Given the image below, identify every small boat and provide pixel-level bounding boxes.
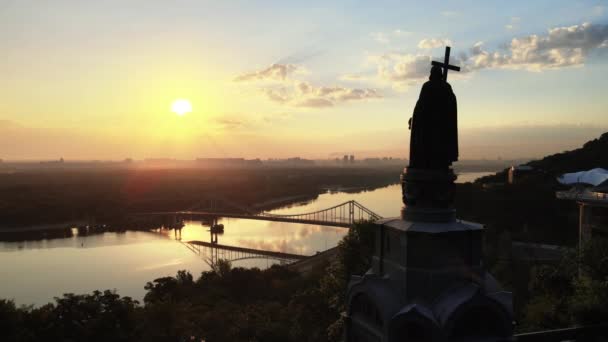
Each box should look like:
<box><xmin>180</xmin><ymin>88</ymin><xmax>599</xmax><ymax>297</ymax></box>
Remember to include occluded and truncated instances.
<box><xmin>210</xmin><ymin>223</ymin><xmax>224</xmax><ymax>234</ymax></box>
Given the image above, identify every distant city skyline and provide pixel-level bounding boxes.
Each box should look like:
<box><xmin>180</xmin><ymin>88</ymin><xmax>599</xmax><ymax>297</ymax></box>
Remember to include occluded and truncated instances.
<box><xmin>1</xmin><ymin>0</ymin><xmax>607</xmax><ymax>160</ymax></box>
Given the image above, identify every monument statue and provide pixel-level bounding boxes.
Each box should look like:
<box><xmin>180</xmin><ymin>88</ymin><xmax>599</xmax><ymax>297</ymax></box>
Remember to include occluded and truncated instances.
<box><xmin>409</xmin><ymin>46</ymin><xmax>459</xmax><ymax>169</ymax></box>
<box><xmin>401</xmin><ymin>46</ymin><xmax>462</xmax><ymax>221</ymax></box>
<box><xmin>345</xmin><ymin>46</ymin><xmax>514</xmax><ymax>342</ymax></box>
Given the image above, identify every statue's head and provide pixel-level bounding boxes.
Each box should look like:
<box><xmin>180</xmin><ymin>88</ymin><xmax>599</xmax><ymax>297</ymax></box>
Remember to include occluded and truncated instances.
<box><xmin>430</xmin><ymin>65</ymin><xmax>443</xmax><ymax>81</ymax></box>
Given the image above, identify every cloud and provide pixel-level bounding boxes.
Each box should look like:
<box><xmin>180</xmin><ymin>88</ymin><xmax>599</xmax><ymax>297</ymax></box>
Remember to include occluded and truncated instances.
<box><xmin>505</xmin><ymin>17</ymin><xmax>521</xmax><ymax>31</ymax></box>
<box><xmin>592</xmin><ymin>6</ymin><xmax>605</xmax><ymax>17</ymax></box>
<box><xmin>234</xmin><ymin>63</ymin><xmax>303</xmax><ymax>82</ymax></box>
<box><xmin>263</xmin><ymin>88</ymin><xmax>290</xmax><ymax>104</ymax></box>
<box><xmin>469</xmin><ymin>22</ymin><xmax>608</xmax><ymax>71</ymax></box>
<box><xmin>417</xmin><ymin>38</ymin><xmax>453</xmax><ymax>49</ymax></box>
<box><xmin>264</xmin><ymin>82</ymin><xmax>382</xmax><ymax>108</ymax></box>
<box><xmin>295</xmin><ymin>97</ymin><xmax>334</xmax><ymax>108</ymax></box>
<box><xmin>340</xmin><ymin>73</ymin><xmax>368</xmax><ymax>81</ymax></box>
<box><xmin>214</xmin><ymin>117</ymin><xmax>249</xmax><ymax>129</ymax></box>
<box><xmin>370</xmin><ymin>32</ymin><xmax>390</xmax><ymax>44</ymax></box>
<box><xmin>235</xmin><ymin>64</ymin><xmax>382</xmax><ymax>108</ymax></box>
<box><xmin>372</xmin><ymin>53</ymin><xmax>466</xmax><ymax>90</ymax></box>
<box><xmin>441</xmin><ymin>11</ymin><xmax>460</xmax><ymax>17</ymax></box>
<box><xmin>393</xmin><ymin>29</ymin><xmax>412</xmax><ymax>36</ymax></box>
<box><xmin>276</xmin><ymin>49</ymin><xmax>325</xmax><ymax>64</ymax></box>
<box><xmin>370</xmin><ymin>22</ymin><xmax>608</xmax><ymax>89</ymax></box>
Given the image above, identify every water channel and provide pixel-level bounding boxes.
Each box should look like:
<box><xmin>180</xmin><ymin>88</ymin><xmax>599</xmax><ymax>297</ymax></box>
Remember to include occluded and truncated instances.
<box><xmin>0</xmin><ymin>172</ymin><xmax>491</xmax><ymax>306</ymax></box>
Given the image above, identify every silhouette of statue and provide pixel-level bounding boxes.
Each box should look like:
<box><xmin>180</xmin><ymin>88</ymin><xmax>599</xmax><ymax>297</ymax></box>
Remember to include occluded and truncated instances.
<box><xmin>402</xmin><ymin>47</ymin><xmax>461</xmax><ymax>221</ymax></box>
<box><xmin>408</xmin><ymin>47</ymin><xmax>459</xmax><ymax>169</ymax></box>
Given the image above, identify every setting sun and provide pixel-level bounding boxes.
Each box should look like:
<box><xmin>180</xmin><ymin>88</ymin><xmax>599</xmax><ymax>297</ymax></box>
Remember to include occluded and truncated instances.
<box><xmin>171</xmin><ymin>99</ymin><xmax>192</xmax><ymax>116</ymax></box>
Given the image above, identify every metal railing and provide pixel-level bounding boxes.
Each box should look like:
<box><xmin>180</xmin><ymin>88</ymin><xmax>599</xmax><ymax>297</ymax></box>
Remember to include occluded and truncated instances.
<box><xmin>556</xmin><ymin>190</ymin><xmax>608</xmax><ymax>203</ymax></box>
<box><xmin>515</xmin><ymin>324</ymin><xmax>608</xmax><ymax>341</ymax></box>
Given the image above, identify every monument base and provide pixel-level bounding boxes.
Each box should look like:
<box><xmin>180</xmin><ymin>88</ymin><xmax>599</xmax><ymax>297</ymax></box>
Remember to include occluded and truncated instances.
<box><xmin>345</xmin><ymin>217</ymin><xmax>514</xmax><ymax>341</ymax></box>
<box><xmin>401</xmin><ymin>167</ymin><xmax>456</xmax><ymax>222</ymax></box>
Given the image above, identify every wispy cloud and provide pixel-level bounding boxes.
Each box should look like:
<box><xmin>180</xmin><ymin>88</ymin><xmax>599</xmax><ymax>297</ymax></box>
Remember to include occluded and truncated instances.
<box><xmin>393</xmin><ymin>29</ymin><xmax>413</xmax><ymax>36</ymax></box>
<box><xmin>369</xmin><ymin>29</ymin><xmax>414</xmax><ymax>45</ymax></box>
<box><xmin>235</xmin><ymin>65</ymin><xmax>382</xmax><ymax>108</ymax></box>
<box><xmin>592</xmin><ymin>5</ymin><xmax>605</xmax><ymax>17</ymax></box>
<box><xmin>370</xmin><ymin>32</ymin><xmax>390</xmax><ymax>44</ymax></box>
<box><xmin>214</xmin><ymin>117</ymin><xmax>250</xmax><ymax>129</ymax></box>
<box><xmin>468</xmin><ymin>22</ymin><xmax>608</xmax><ymax>71</ymax></box>
<box><xmin>418</xmin><ymin>38</ymin><xmax>453</xmax><ymax>49</ymax></box>
<box><xmin>370</xmin><ymin>22</ymin><xmax>608</xmax><ymax>90</ymax></box>
<box><xmin>265</xmin><ymin>82</ymin><xmax>382</xmax><ymax>108</ymax></box>
<box><xmin>505</xmin><ymin>16</ymin><xmax>521</xmax><ymax>31</ymax></box>
<box><xmin>441</xmin><ymin>11</ymin><xmax>460</xmax><ymax>17</ymax></box>
<box><xmin>234</xmin><ymin>63</ymin><xmax>305</xmax><ymax>82</ymax></box>
<box><xmin>340</xmin><ymin>73</ymin><xmax>369</xmax><ymax>81</ymax></box>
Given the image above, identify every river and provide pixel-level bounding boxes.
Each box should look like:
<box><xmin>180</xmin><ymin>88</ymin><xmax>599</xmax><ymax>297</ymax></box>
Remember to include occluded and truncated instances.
<box><xmin>0</xmin><ymin>171</ymin><xmax>491</xmax><ymax>306</ymax></box>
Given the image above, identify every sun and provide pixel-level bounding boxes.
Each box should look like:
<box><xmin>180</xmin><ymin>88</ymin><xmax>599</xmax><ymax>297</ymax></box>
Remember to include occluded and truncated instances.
<box><xmin>171</xmin><ymin>99</ymin><xmax>192</xmax><ymax>116</ymax></box>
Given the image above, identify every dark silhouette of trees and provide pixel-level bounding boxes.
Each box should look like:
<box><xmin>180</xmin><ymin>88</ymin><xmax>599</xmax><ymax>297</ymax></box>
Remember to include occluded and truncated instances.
<box><xmin>523</xmin><ymin>238</ymin><xmax>608</xmax><ymax>331</ymax></box>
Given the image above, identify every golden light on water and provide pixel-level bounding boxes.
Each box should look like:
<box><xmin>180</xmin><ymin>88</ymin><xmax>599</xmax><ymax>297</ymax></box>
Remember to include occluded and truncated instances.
<box><xmin>171</xmin><ymin>99</ymin><xmax>192</xmax><ymax>116</ymax></box>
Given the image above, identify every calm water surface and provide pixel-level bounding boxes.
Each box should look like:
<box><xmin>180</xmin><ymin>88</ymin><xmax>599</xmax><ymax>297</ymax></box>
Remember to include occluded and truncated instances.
<box><xmin>0</xmin><ymin>172</ymin><xmax>490</xmax><ymax>306</ymax></box>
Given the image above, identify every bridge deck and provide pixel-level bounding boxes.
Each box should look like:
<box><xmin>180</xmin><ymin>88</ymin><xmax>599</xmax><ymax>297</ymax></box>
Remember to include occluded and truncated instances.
<box><xmin>149</xmin><ymin>211</ymin><xmax>352</xmax><ymax>227</ymax></box>
<box><xmin>187</xmin><ymin>240</ymin><xmax>307</xmax><ymax>260</ymax></box>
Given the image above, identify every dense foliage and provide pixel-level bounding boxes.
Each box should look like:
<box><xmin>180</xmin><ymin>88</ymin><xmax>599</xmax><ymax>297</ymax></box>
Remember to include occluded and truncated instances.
<box><xmin>455</xmin><ymin>180</ymin><xmax>577</xmax><ymax>245</ymax></box>
<box><xmin>456</xmin><ymin>132</ymin><xmax>608</xmax><ymax>247</ymax></box>
<box><xmin>522</xmin><ymin>238</ymin><xmax>608</xmax><ymax>331</ymax></box>
<box><xmin>478</xmin><ymin>132</ymin><xmax>608</xmax><ymax>186</ymax></box>
<box><xmin>0</xmin><ymin>223</ymin><xmax>375</xmax><ymax>342</ymax></box>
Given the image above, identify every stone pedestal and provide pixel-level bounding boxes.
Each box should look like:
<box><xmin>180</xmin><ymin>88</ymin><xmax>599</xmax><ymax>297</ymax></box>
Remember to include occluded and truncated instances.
<box><xmin>345</xmin><ymin>167</ymin><xmax>514</xmax><ymax>342</ymax></box>
<box><xmin>401</xmin><ymin>167</ymin><xmax>456</xmax><ymax>222</ymax></box>
<box><xmin>370</xmin><ymin>218</ymin><xmax>484</xmax><ymax>303</ymax></box>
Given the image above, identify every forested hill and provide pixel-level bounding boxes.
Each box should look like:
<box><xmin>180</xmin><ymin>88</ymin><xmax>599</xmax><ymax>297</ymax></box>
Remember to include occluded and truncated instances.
<box><xmin>477</xmin><ymin>132</ymin><xmax>608</xmax><ymax>184</ymax></box>
<box><xmin>526</xmin><ymin>132</ymin><xmax>608</xmax><ymax>174</ymax></box>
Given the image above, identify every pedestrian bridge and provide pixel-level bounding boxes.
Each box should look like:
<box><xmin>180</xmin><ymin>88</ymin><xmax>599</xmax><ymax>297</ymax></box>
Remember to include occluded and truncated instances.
<box><xmin>142</xmin><ymin>198</ymin><xmax>383</xmax><ymax>228</ymax></box>
<box><xmin>182</xmin><ymin>240</ymin><xmax>306</xmax><ymax>265</ymax></box>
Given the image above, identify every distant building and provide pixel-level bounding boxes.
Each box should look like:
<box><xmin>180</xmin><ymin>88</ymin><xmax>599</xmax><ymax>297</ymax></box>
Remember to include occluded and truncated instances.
<box><xmin>144</xmin><ymin>158</ymin><xmax>175</xmax><ymax>162</ymax></box>
<box><xmin>508</xmin><ymin>165</ymin><xmax>534</xmax><ymax>184</ymax></box>
<box><xmin>343</xmin><ymin>155</ymin><xmax>349</xmax><ymax>163</ymax></box>
<box><xmin>285</xmin><ymin>157</ymin><xmax>315</xmax><ymax>166</ymax></box>
<box><xmin>196</xmin><ymin>158</ymin><xmax>262</xmax><ymax>168</ymax></box>
<box><xmin>40</xmin><ymin>157</ymin><xmax>65</xmax><ymax>165</ymax></box>
<box><xmin>349</xmin><ymin>155</ymin><xmax>355</xmax><ymax>163</ymax></box>
<box><xmin>364</xmin><ymin>158</ymin><xmax>382</xmax><ymax>164</ymax></box>
<box><xmin>557</xmin><ymin>170</ymin><xmax>608</xmax><ymax>246</ymax></box>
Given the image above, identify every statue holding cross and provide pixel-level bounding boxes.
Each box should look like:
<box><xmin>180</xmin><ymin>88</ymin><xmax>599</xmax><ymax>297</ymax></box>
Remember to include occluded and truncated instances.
<box><xmin>408</xmin><ymin>46</ymin><xmax>460</xmax><ymax>169</ymax></box>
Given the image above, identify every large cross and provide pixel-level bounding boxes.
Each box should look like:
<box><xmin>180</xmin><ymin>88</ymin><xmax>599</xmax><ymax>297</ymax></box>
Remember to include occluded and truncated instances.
<box><xmin>431</xmin><ymin>46</ymin><xmax>460</xmax><ymax>81</ymax></box>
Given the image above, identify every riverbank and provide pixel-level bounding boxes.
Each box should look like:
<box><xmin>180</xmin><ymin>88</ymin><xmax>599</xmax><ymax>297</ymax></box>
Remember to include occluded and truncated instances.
<box><xmin>0</xmin><ymin>166</ymin><xmax>404</xmax><ymax>229</ymax></box>
<box><xmin>0</xmin><ymin>220</ymin><xmax>88</xmax><ymax>233</ymax></box>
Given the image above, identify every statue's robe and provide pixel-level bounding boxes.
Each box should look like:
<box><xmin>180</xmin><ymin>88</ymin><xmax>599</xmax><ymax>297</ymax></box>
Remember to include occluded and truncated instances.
<box><xmin>409</xmin><ymin>79</ymin><xmax>458</xmax><ymax>169</ymax></box>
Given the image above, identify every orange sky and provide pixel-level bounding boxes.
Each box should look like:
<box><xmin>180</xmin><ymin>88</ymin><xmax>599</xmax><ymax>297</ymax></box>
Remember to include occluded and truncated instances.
<box><xmin>1</xmin><ymin>1</ymin><xmax>607</xmax><ymax>160</ymax></box>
